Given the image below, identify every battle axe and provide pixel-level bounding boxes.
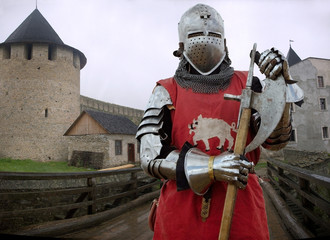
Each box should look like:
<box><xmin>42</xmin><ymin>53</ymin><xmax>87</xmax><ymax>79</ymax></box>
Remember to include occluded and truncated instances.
<box><xmin>218</xmin><ymin>43</ymin><xmax>286</xmax><ymax>240</ymax></box>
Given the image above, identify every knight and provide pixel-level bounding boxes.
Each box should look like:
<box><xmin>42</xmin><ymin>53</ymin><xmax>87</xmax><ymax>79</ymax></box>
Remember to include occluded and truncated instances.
<box><xmin>136</xmin><ymin>4</ymin><xmax>302</xmax><ymax>239</ymax></box>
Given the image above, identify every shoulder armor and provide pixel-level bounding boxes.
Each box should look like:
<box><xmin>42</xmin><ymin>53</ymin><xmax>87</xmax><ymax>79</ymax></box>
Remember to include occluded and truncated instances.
<box><xmin>136</xmin><ymin>85</ymin><xmax>173</xmax><ymax>140</ymax></box>
<box><xmin>146</xmin><ymin>85</ymin><xmax>172</xmax><ymax>109</ymax></box>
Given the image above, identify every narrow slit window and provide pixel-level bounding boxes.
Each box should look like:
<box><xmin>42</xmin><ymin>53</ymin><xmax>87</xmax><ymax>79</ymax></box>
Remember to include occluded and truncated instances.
<box><xmin>48</xmin><ymin>45</ymin><xmax>52</xmax><ymax>60</ymax></box>
<box><xmin>322</xmin><ymin>127</ymin><xmax>329</xmax><ymax>139</ymax></box>
<box><xmin>26</xmin><ymin>44</ymin><xmax>32</xmax><ymax>60</ymax></box>
<box><xmin>45</xmin><ymin>108</ymin><xmax>48</xmax><ymax>118</ymax></box>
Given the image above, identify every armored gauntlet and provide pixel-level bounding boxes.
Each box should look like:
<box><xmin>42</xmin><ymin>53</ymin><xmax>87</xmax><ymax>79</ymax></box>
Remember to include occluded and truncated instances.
<box><xmin>184</xmin><ymin>148</ymin><xmax>254</xmax><ymax>195</ymax></box>
<box><xmin>258</xmin><ymin>47</ymin><xmax>292</xmax><ymax>82</ymax></box>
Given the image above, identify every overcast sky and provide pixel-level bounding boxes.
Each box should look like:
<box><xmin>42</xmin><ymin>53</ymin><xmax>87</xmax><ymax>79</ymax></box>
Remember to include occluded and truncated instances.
<box><xmin>1</xmin><ymin>0</ymin><xmax>329</xmax><ymax>110</ymax></box>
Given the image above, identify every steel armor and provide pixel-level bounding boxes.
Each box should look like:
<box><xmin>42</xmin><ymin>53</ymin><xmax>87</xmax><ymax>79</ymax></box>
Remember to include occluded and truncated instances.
<box><xmin>178</xmin><ymin>4</ymin><xmax>226</xmax><ymax>75</ymax></box>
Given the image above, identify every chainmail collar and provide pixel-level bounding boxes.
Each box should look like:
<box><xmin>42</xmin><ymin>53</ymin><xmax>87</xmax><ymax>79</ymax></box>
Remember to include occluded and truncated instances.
<box><xmin>174</xmin><ymin>57</ymin><xmax>234</xmax><ymax>94</ymax></box>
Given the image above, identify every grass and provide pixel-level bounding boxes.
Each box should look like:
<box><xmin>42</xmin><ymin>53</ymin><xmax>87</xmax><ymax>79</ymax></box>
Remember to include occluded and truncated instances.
<box><xmin>255</xmin><ymin>161</ymin><xmax>267</xmax><ymax>170</ymax></box>
<box><xmin>0</xmin><ymin>158</ymin><xmax>95</xmax><ymax>172</ymax></box>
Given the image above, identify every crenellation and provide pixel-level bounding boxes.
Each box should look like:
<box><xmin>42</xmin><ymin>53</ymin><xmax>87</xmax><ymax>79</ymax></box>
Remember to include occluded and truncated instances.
<box><xmin>56</xmin><ymin>45</ymin><xmax>73</xmax><ymax>63</ymax></box>
<box><xmin>79</xmin><ymin>95</ymin><xmax>143</xmax><ymax>126</ymax></box>
<box><xmin>10</xmin><ymin>43</ymin><xmax>25</xmax><ymax>59</ymax></box>
<box><xmin>31</xmin><ymin>44</ymin><xmax>46</xmax><ymax>60</ymax></box>
<box><xmin>0</xmin><ymin>45</ymin><xmax>11</xmax><ymax>59</ymax></box>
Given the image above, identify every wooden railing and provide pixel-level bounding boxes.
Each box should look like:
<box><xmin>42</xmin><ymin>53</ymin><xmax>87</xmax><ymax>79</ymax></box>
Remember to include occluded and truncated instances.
<box><xmin>0</xmin><ymin>167</ymin><xmax>160</xmax><ymax>233</ymax></box>
<box><xmin>266</xmin><ymin>158</ymin><xmax>330</xmax><ymax>238</ymax></box>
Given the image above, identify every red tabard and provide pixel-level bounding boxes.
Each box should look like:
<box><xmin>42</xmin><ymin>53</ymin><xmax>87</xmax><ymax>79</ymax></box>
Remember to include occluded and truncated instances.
<box><xmin>153</xmin><ymin>71</ymin><xmax>269</xmax><ymax>240</ymax></box>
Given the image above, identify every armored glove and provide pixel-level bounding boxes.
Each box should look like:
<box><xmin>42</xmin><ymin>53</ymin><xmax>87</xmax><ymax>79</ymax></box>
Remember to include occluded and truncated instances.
<box><xmin>184</xmin><ymin>148</ymin><xmax>254</xmax><ymax>195</ymax></box>
<box><xmin>258</xmin><ymin>47</ymin><xmax>292</xmax><ymax>82</ymax></box>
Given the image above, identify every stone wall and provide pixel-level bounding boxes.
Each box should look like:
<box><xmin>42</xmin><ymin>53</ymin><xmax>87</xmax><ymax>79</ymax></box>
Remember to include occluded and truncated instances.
<box><xmin>80</xmin><ymin>95</ymin><xmax>143</xmax><ymax>125</ymax></box>
<box><xmin>67</xmin><ymin>134</ymin><xmax>139</xmax><ymax>169</ymax></box>
<box><xmin>70</xmin><ymin>151</ymin><xmax>105</xmax><ymax>169</ymax></box>
<box><xmin>283</xmin><ymin>148</ymin><xmax>329</xmax><ymax>173</ymax></box>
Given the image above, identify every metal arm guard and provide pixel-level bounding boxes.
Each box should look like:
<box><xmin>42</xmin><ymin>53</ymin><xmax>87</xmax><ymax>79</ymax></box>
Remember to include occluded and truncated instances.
<box><xmin>184</xmin><ymin>148</ymin><xmax>213</xmax><ymax>195</ymax></box>
<box><xmin>136</xmin><ymin>85</ymin><xmax>178</xmax><ymax>180</ymax></box>
<box><xmin>252</xmin><ymin>103</ymin><xmax>292</xmax><ymax>151</ymax></box>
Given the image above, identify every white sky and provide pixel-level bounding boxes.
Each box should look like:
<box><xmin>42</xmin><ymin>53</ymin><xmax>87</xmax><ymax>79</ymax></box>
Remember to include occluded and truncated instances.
<box><xmin>1</xmin><ymin>0</ymin><xmax>329</xmax><ymax>110</ymax></box>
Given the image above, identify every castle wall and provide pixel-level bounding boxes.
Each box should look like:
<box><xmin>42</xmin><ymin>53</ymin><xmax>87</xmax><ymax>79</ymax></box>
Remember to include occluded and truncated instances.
<box><xmin>0</xmin><ymin>43</ymin><xmax>81</xmax><ymax>161</ymax></box>
<box><xmin>80</xmin><ymin>95</ymin><xmax>144</xmax><ymax>125</ymax></box>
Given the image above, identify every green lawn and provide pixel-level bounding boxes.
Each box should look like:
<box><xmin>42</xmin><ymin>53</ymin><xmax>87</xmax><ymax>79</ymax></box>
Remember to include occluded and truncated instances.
<box><xmin>255</xmin><ymin>161</ymin><xmax>267</xmax><ymax>170</ymax></box>
<box><xmin>0</xmin><ymin>158</ymin><xmax>95</xmax><ymax>172</ymax></box>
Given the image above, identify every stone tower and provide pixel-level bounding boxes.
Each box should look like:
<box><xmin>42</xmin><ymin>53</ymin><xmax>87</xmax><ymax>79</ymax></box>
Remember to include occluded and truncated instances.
<box><xmin>0</xmin><ymin>9</ymin><xmax>87</xmax><ymax>161</ymax></box>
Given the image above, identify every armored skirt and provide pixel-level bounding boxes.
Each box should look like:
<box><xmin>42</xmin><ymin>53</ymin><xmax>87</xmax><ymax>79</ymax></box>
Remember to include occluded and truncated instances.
<box><xmin>153</xmin><ymin>71</ymin><xmax>269</xmax><ymax>240</ymax></box>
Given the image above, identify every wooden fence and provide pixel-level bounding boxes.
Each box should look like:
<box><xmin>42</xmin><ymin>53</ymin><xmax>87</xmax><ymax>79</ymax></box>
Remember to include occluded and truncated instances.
<box><xmin>266</xmin><ymin>158</ymin><xmax>330</xmax><ymax>238</ymax></box>
<box><xmin>0</xmin><ymin>167</ymin><xmax>160</xmax><ymax>233</ymax></box>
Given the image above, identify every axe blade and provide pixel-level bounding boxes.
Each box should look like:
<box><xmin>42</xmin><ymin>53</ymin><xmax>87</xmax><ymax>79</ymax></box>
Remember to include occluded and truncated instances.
<box><xmin>245</xmin><ymin>75</ymin><xmax>286</xmax><ymax>153</ymax></box>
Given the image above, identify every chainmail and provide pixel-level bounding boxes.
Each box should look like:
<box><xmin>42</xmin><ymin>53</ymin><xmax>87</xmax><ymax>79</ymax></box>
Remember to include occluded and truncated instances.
<box><xmin>174</xmin><ymin>57</ymin><xmax>234</xmax><ymax>94</ymax></box>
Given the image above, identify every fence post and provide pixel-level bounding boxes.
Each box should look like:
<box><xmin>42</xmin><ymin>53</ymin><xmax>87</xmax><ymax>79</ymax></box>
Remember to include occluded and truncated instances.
<box><xmin>131</xmin><ymin>172</ymin><xmax>138</xmax><ymax>199</ymax></box>
<box><xmin>299</xmin><ymin>178</ymin><xmax>313</xmax><ymax>226</ymax></box>
<box><xmin>267</xmin><ymin>161</ymin><xmax>272</xmax><ymax>179</ymax></box>
<box><xmin>87</xmin><ymin>177</ymin><xmax>96</xmax><ymax>214</ymax></box>
<box><xmin>278</xmin><ymin>167</ymin><xmax>286</xmax><ymax>200</ymax></box>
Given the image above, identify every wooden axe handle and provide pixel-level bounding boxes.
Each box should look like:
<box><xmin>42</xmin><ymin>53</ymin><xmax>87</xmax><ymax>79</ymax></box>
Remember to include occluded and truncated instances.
<box><xmin>218</xmin><ymin>108</ymin><xmax>251</xmax><ymax>240</ymax></box>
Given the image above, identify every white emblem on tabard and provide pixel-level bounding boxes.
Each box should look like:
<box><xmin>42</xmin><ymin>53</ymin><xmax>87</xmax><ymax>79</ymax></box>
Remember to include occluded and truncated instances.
<box><xmin>188</xmin><ymin>114</ymin><xmax>237</xmax><ymax>151</ymax></box>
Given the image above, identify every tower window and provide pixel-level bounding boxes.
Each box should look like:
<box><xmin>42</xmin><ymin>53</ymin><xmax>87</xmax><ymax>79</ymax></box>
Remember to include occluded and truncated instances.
<box><xmin>26</xmin><ymin>44</ymin><xmax>32</xmax><ymax>60</ymax></box>
<box><xmin>45</xmin><ymin>108</ymin><xmax>48</xmax><ymax>118</ymax></box>
<box><xmin>317</xmin><ymin>76</ymin><xmax>325</xmax><ymax>88</ymax></box>
<box><xmin>322</xmin><ymin>127</ymin><xmax>329</xmax><ymax>139</ymax></box>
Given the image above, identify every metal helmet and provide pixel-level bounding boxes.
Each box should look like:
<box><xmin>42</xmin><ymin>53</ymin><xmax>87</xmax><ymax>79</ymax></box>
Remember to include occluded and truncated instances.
<box><xmin>178</xmin><ymin>4</ymin><xmax>226</xmax><ymax>75</ymax></box>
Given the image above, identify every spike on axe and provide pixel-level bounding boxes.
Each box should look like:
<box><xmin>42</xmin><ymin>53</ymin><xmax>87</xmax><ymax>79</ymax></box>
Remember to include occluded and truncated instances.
<box><xmin>218</xmin><ymin>43</ymin><xmax>286</xmax><ymax>240</ymax></box>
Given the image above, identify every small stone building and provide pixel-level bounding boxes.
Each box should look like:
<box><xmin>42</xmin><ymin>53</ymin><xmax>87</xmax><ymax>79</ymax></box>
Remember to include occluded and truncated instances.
<box><xmin>64</xmin><ymin>110</ymin><xmax>139</xmax><ymax>169</ymax></box>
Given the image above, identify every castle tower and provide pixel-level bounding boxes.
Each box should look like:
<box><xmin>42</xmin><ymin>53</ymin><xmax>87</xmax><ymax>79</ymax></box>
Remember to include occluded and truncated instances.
<box><xmin>0</xmin><ymin>9</ymin><xmax>87</xmax><ymax>161</ymax></box>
